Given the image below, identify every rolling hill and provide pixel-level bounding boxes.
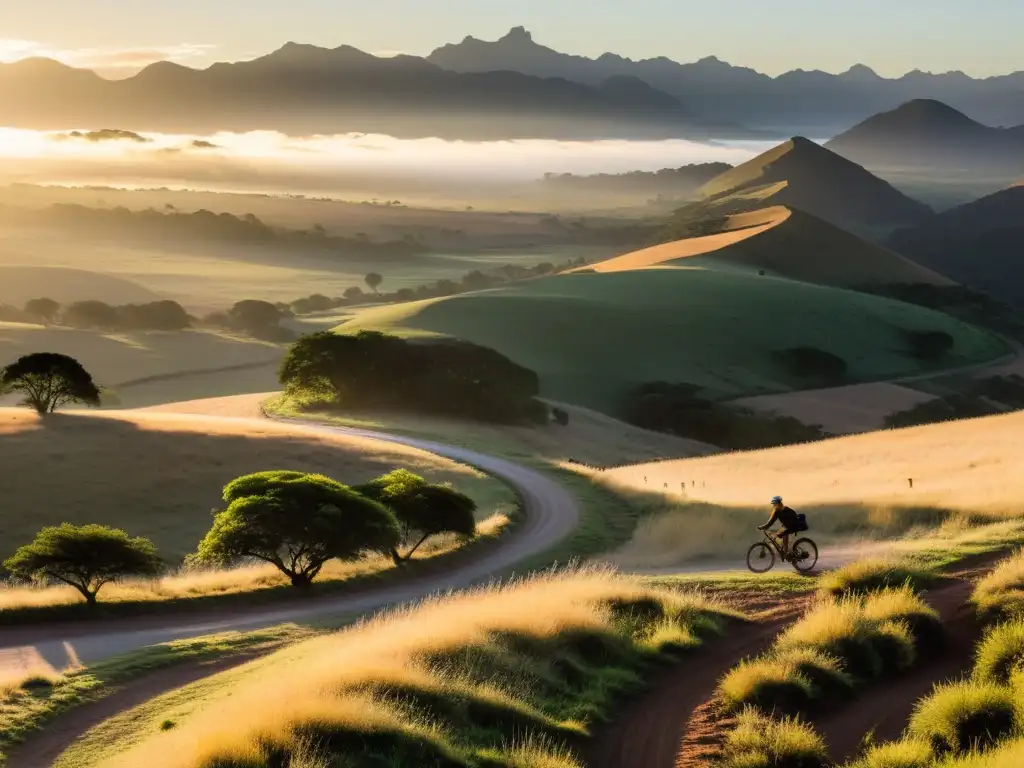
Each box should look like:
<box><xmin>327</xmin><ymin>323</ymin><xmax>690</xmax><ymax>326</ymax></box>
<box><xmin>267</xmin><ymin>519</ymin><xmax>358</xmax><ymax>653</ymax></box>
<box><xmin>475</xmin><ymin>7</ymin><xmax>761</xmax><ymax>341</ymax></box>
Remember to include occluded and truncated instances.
<box><xmin>825</xmin><ymin>99</ymin><xmax>1024</xmax><ymax>174</ymax></box>
<box><xmin>694</xmin><ymin>138</ymin><xmax>934</xmax><ymax>236</ymax></box>
<box><xmin>888</xmin><ymin>184</ymin><xmax>1024</xmax><ymax>306</ymax></box>
<box><xmin>0</xmin><ymin>266</ymin><xmax>163</xmax><ymax>307</ymax></box>
<box><xmin>586</xmin><ymin>205</ymin><xmax>950</xmax><ymax>288</ymax></box>
<box><xmin>0</xmin><ymin>46</ymin><xmax>746</xmax><ymax>140</ymax></box>
<box><xmin>337</xmin><ymin>267</ymin><xmax>1006</xmax><ymax>415</ymax></box>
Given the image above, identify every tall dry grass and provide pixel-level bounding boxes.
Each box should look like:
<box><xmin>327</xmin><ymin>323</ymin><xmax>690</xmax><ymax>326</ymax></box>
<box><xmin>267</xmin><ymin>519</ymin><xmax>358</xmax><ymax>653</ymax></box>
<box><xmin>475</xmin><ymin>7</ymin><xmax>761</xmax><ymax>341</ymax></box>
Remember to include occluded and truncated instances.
<box><xmin>98</xmin><ymin>567</ymin><xmax>737</xmax><ymax>768</ymax></box>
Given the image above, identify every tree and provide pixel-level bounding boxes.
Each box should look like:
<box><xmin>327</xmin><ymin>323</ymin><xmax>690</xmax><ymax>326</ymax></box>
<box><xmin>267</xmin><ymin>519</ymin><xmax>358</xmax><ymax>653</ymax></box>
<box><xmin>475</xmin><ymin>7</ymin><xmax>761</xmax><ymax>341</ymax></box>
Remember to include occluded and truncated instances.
<box><xmin>343</xmin><ymin>286</ymin><xmax>365</xmax><ymax>301</ymax></box>
<box><xmin>24</xmin><ymin>298</ymin><xmax>61</xmax><ymax>324</ymax></box>
<box><xmin>356</xmin><ymin>469</ymin><xmax>476</xmax><ymax>564</ymax></box>
<box><xmin>4</xmin><ymin>524</ymin><xmax>161</xmax><ymax>606</ymax></box>
<box><xmin>63</xmin><ymin>300</ymin><xmax>119</xmax><ymax>329</ymax></box>
<box><xmin>365</xmin><ymin>272</ymin><xmax>383</xmax><ymax>294</ymax></box>
<box><xmin>1</xmin><ymin>352</ymin><xmax>101</xmax><ymax>414</ymax></box>
<box><xmin>227</xmin><ymin>299</ymin><xmax>289</xmax><ymax>340</ymax></box>
<box><xmin>195</xmin><ymin>471</ymin><xmax>401</xmax><ymax>587</ymax></box>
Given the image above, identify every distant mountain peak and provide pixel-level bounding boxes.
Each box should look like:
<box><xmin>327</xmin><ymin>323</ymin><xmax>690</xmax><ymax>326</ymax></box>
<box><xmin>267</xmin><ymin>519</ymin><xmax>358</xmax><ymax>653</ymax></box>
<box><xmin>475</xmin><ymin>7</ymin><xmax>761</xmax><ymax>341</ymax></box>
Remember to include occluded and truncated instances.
<box><xmin>500</xmin><ymin>26</ymin><xmax>534</xmax><ymax>44</ymax></box>
<box><xmin>841</xmin><ymin>63</ymin><xmax>881</xmax><ymax>81</ymax></box>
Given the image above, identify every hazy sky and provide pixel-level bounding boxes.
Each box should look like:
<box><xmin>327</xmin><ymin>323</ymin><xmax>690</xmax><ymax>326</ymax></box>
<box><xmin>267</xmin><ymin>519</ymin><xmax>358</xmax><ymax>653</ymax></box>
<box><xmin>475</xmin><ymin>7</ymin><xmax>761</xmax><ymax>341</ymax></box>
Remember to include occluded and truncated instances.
<box><xmin>0</xmin><ymin>0</ymin><xmax>1020</xmax><ymax>79</ymax></box>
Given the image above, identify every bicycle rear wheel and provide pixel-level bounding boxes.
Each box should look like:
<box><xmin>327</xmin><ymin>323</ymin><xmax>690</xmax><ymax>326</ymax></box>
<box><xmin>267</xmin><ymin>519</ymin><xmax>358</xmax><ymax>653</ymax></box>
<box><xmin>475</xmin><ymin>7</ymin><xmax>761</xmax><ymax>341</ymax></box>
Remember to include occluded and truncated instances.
<box><xmin>790</xmin><ymin>538</ymin><xmax>819</xmax><ymax>572</ymax></box>
<box><xmin>746</xmin><ymin>541</ymin><xmax>775</xmax><ymax>573</ymax></box>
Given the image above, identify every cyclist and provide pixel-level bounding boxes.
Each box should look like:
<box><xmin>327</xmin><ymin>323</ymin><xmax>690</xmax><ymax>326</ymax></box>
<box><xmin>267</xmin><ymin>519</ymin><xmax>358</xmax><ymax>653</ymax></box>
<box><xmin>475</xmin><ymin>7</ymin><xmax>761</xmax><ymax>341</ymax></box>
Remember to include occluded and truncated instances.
<box><xmin>758</xmin><ymin>495</ymin><xmax>801</xmax><ymax>559</ymax></box>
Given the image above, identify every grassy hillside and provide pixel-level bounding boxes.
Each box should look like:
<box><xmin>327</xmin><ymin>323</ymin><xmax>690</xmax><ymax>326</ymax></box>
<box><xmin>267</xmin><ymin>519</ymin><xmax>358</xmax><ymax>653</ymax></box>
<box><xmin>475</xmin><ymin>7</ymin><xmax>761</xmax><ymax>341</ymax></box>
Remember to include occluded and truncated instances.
<box><xmin>602</xmin><ymin>409</ymin><xmax>1024</xmax><ymax>566</ymax></box>
<box><xmin>0</xmin><ymin>409</ymin><xmax>511</xmax><ymax>561</ymax></box>
<box><xmin>338</xmin><ymin>268</ymin><xmax>1008</xmax><ymax>415</ymax></box>
<box><xmin>695</xmin><ymin>137</ymin><xmax>933</xmax><ymax>234</ymax></box>
<box><xmin>0</xmin><ymin>265</ymin><xmax>162</xmax><ymax>307</ymax></box>
<box><xmin>589</xmin><ymin>205</ymin><xmax>949</xmax><ymax>288</ymax></box>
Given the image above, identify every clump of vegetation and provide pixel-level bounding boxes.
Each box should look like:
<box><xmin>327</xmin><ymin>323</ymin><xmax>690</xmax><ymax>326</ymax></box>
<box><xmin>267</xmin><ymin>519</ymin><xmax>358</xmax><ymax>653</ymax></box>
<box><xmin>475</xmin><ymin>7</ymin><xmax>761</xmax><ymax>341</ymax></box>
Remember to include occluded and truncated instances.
<box><xmin>622</xmin><ymin>380</ymin><xmax>828</xmax><ymax>450</ymax></box>
<box><xmin>721</xmin><ymin>709</ymin><xmax>829</xmax><ymax>768</ymax></box>
<box><xmin>885</xmin><ymin>375</ymin><xmax>1024</xmax><ymax>430</ymax></box>
<box><xmin>720</xmin><ymin>587</ymin><xmax>941</xmax><ymax>715</ymax></box>
<box><xmin>194</xmin><ymin>471</ymin><xmax>402</xmax><ymax>588</ymax></box>
<box><xmin>280</xmin><ymin>330</ymin><xmax>548</xmax><ymax>424</ymax></box>
<box><xmin>907</xmin><ymin>679</ymin><xmax>1019</xmax><ymax>756</ymax></box>
<box><xmin>773</xmin><ymin>346</ymin><xmax>849</xmax><ymax>383</ymax></box>
<box><xmin>974</xmin><ymin>619</ymin><xmax>1024</xmax><ymax>685</ymax></box>
<box><xmin>972</xmin><ymin>550</ymin><xmax>1024</xmax><ymax>621</ymax></box>
<box><xmin>848</xmin><ymin>738</ymin><xmax>935</xmax><ymax>768</ymax></box>
<box><xmin>904</xmin><ymin>329</ymin><xmax>955</xmax><ymax>361</ymax></box>
<box><xmin>0</xmin><ymin>352</ymin><xmax>101</xmax><ymax>414</ymax></box>
<box><xmin>61</xmin><ymin>298</ymin><xmax>191</xmax><ymax>331</ymax></box>
<box><xmin>3</xmin><ymin>524</ymin><xmax>162</xmax><ymax>606</ymax></box>
<box><xmin>817</xmin><ymin>558</ymin><xmax>937</xmax><ymax>598</ymax></box>
<box><xmin>91</xmin><ymin>570</ymin><xmax>740</xmax><ymax>768</ymax></box>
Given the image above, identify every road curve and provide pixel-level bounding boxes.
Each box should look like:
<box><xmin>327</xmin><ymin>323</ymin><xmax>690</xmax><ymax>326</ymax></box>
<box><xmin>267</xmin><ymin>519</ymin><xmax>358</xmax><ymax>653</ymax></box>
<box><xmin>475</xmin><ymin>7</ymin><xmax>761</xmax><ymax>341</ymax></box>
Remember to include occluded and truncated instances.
<box><xmin>0</xmin><ymin>415</ymin><xmax>579</xmax><ymax>676</ymax></box>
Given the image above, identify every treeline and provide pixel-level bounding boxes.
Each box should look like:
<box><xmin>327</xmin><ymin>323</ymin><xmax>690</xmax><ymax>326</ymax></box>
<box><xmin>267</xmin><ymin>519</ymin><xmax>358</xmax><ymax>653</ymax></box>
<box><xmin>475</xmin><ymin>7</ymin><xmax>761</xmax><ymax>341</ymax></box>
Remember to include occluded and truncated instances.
<box><xmin>885</xmin><ymin>374</ymin><xmax>1024</xmax><ymax>429</ymax></box>
<box><xmin>285</xmin><ymin>256</ymin><xmax>589</xmax><ymax>315</ymax></box>
<box><xmin>281</xmin><ymin>330</ymin><xmax>549</xmax><ymax>424</ymax></box>
<box><xmin>1</xmin><ymin>469</ymin><xmax>478</xmax><ymax>606</ymax></box>
<box><xmin>0</xmin><ymin>203</ymin><xmax>426</xmax><ymax>258</ymax></box>
<box><xmin>541</xmin><ymin>163</ymin><xmax>732</xmax><ymax>194</ymax></box>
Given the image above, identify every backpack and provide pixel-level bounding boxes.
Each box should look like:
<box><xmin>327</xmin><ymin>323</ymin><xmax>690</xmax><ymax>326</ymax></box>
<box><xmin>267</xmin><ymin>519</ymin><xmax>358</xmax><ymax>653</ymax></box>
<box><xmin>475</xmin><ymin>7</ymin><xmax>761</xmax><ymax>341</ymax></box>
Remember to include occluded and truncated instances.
<box><xmin>795</xmin><ymin>513</ymin><xmax>809</xmax><ymax>532</ymax></box>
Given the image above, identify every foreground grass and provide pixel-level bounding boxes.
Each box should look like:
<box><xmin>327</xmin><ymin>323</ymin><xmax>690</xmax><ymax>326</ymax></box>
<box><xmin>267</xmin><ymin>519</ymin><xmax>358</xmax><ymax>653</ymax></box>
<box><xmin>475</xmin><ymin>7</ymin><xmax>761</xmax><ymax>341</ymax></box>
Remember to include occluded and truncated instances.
<box><xmin>0</xmin><ymin>624</ymin><xmax>317</xmax><ymax>766</ymax></box>
<box><xmin>972</xmin><ymin>549</ymin><xmax>1024</xmax><ymax>622</ymax></box>
<box><xmin>723</xmin><ymin>709</ymin><xmax>830</xmax><ymax>768</ymax></box>
<box><xmin>0</xmin><ymin>513</ymin><xmax>513</xmax><ymax>625</ymax></box>
<box><xmin>61</xmin><ymin>568</ymin><xmax>741</xmax><ymax>768</ymax></box>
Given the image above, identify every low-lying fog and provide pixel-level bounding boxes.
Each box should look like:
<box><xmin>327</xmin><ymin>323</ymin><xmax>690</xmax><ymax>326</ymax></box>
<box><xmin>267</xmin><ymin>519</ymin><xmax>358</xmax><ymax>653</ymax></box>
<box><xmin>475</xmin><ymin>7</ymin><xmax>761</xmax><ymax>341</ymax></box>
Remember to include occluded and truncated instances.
<box><xmin>0</xmin><ymin>127</ymin><xmax>774</xmax><ymax>196</ymax></box>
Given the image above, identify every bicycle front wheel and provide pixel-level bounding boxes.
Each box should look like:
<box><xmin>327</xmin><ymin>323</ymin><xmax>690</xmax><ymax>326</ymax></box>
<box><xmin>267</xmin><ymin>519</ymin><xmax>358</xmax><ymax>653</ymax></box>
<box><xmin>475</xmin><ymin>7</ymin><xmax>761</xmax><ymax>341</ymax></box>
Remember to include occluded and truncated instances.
<box><xmin>790</xmin><ymin>538</ymin><xmax>819</xmax><ymax>572</ymax></box>
<box><xmin>746</xmin><ymin>541</ymin><xmax>775</xmax><ymax>573</ymax></box>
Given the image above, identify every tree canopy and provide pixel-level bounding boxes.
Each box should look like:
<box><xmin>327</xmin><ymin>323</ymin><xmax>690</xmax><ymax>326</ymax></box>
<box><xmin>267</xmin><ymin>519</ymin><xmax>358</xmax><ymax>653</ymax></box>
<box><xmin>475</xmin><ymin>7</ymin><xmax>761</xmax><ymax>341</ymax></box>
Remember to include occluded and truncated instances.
<box><xmin>356</xmin><ymin>469</ymin><xmax>477</xmax><ymax>563</ymax></box>
<box><xmin>195</xmin><ymin>471</ymin><xmax>401</xmax><ymax>587</ymax></box>
<box><xmin>24</xmin><ymin>297</ymin><xmax>60</xmax><ymax>324</ymax></box>
<box><xmin>3</xmin><ymin>524</ymin><xmax>162</xmax><ymax>606</ymax></box>
<box><xmin>0</xmin><ymin>352</ymin><xmax>102</xmax><ymax>414</ymax></box>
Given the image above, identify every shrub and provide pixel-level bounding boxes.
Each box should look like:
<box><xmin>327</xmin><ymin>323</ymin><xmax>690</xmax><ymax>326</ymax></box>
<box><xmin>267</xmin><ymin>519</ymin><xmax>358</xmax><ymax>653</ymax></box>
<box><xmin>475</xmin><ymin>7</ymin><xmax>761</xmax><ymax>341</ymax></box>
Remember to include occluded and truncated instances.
<box><xmin>907</xmin><ymin>680</ymin><xmax>1018</xmax><ymax>755</ymax></box>
<box><xmin>817</xmin><ymin>559</ymin><xmax>937</xmax><ymax>598</ymax></box>
<box><xmin>848</xmin><ymin>738</ymin><xmax>934</xmax><ymax>768</ymax></box>
<box><xmin>195</xmin><ymin>471</ymin><xmax>401</xmax><ymax>587</ymax></box>
<box><xmin>973</xmin><ymin>551</ymin><xmax>1024</xmax><ymax>621</ymax></box>
<box><xmin>975</xmin><ymin>620</ymin><xmax>1024</xmax><ymax>684</ymax></box>
<box><xmin>719</xmin><ymin>656</ymin><xmax>815</xmax><ymax>715</ymax></box>
<box><xmin>904</xmin><ymin>329</ymin><xmax>955</xmax><ymax>361</ymax></box>
<box><xmin>722</xmin><ymin>709</ymin><xmax>829</xmax><ymax>768</ymax></box>
<box><xmin>3</xmin><ymin>523</ymin><xmax>162</xmax><ymax>606</ymax></box>
<box><xmin>861</xmin><ymin>586</ymin><xmax>943</xmax><ymax>655</ymax></box>
<box><xmin>0</xmin><ymin>352</ymin><xmax>102</xmax><ymax>414</ymax></box>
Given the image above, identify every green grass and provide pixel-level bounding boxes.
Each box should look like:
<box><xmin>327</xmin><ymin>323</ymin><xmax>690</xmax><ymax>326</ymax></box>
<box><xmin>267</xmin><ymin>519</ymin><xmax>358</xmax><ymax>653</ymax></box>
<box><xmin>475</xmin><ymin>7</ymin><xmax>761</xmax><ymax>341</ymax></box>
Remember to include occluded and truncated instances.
<box><xmin>974</xmin><ymin>620</ymin><xmax>1024</xmax><ymax>685</ymax></box>
<box><xmin>907</xmin><ymin>680</ymin><xmax>1020</xmax><ymax>756</ymax></box>
<box><xmin>973</xmin><ymin>550</ymin><xmax>1024</xmax><ymax>622</ymax></box>
<box><xmin>0</xmin><ymin>624</ymin><xmax>316</xmax><ymax>766</ymax></box>
<box><xmin>817</xmin><ymin>558</ymin><xmax>939</xmax><ymax>598</ymax></box>
<box><xmin>337</xmin><ymin>267</ymin><xmax>1007</xmax><ymax>414</ymax></box>
<box><xmin>847</xmin><ymin>738</ymin><xmax>934</xmax><ymax>768</ymax></box>
<box><xmin>721</xmin><ymin>708</ymin><xmax>830</xmax><ymax>768</ymax></box>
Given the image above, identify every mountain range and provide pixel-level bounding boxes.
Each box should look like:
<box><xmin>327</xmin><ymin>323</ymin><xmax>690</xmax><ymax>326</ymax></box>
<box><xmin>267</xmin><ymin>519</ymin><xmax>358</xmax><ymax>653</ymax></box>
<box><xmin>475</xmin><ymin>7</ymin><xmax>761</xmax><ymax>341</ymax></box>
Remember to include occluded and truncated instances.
<box><xmin>825</xmin><ymin>100</ymin><xmax>1024</xmax><ymax>173</ymax></box>
<box><xmin>0</xmin><ymin>44</ymin><xmax>751</xmax><ymax>141</ymax></box>
<box><xmin>429</xmin><ymin>27</ymin><xmax>1024</xmax><ymax>133</ymax></box>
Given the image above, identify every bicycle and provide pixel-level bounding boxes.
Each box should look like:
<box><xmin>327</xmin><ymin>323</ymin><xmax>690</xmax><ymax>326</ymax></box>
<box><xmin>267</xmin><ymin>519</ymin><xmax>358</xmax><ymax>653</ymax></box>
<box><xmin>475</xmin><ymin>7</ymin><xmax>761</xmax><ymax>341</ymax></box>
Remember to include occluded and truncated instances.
<box><xmin>746</xmin><ymin>528</ymin><xmax>818</xmax><ymax>573</ymax></box>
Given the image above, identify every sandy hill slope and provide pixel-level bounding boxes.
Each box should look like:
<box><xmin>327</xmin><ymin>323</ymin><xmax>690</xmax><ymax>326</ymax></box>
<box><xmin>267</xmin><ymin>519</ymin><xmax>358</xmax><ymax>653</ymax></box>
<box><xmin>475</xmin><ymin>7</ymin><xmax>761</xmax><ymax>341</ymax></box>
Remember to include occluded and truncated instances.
<box><xmin>0</xmin><ymin>266</ymin><xmax>163</xmax><ymax>307</ymax></box>
<box><xmin>338</xmin><ymin>268</ymin><xmax>1006</xmax><ymax>415</ymax></box>
<box><xmin>825</xmin><ymin>99</ymin><xmax>1024</xmax><ymax>174</ymax></box>
<box><xmin>587</xmin><ymin>205</ymin><xmax>949</xmax><ymax>288</ymax></box>
<box><xmin>888</xmin><ymin>185</ymin><xmax>1024</xmax><ymax>306</ymax></box>
<box><xmin>695</xmin><ymin>137</ymin><xmax>933</xmax><ymax>236</ymax></box>
<box><xmin>0</xmin><ymin>408</ymin><xmax>505</xmax><ymax>560</ymax></box>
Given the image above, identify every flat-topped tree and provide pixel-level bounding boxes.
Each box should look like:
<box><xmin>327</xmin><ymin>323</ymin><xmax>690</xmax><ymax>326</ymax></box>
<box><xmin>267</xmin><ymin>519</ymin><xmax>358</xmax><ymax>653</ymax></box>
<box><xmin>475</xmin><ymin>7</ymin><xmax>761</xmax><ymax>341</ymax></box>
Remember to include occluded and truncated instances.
<box><xmin>195</xmin><ymin>471</ymin><xmax>401</xmax><ymax>587</ymax></box>
<box><xmin>0</xmin><ymin>352</ymin><xmax>101</xmax><ymax>414</ymax></box>
<box><xmin>4</xmin><ymin>524</ymin><xmax>162</xmax><ymax>606</ymax></box>
<box><xmin>356</xmin><ymin>469</ymin><xmax>477</xmax><ymax>564</ymax></box>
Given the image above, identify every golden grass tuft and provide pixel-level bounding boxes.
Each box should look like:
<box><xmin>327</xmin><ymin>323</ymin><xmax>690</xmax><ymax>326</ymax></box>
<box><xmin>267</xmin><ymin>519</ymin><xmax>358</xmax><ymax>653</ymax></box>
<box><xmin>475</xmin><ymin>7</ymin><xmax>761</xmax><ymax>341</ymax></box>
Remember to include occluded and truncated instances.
<box><xmin>973</xmin><ymin>549</ymin><xmax>1024</xmax><ymax>621</ymax></box>
<box><xmin>96</xmin><ymin>568</ymin><xmax>736</xmax><ymax>768</ymax></box>
<box><xmin>721</xmin><ymin>708</ymin><xmax>829</xmax><ymax>768</ymax></box>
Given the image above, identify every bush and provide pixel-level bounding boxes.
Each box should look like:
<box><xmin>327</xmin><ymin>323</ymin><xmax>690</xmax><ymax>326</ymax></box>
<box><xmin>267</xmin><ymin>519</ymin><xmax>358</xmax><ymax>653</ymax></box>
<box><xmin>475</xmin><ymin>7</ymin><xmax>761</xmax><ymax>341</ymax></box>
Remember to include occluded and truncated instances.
<box><xmin>861</xmin><ymin>586</ymin><xmax>944</xmax><ymax>655</ymax></box>
<box><xmin>3</xmin><ymin>523</ymin><xmax>162</xmax><ymax>606</ymax></box>
<box><xmin>972</xmin><ymin>551</ymin><xmax>1024</xmax><ymax>622</ymax></box>
<box><xmin>773</xmin><ymin>346</ymin><xmax>848</xmax><ymax>383</ymax></box>
<box><xmin>905</xmin><ymin>329</ymin><xmax>955</xmax><ymax>361</ymax></box>
<box><xmin>719</xmin><ymin>657</ymin><xmax>816</xmax><ymax>715</ymax></box>
<box><xmin>280</xmin><ymin>330</ymin><xmax>546</xmax><ymax>424</ymax></box>
<box><xmin>848</xmin><ymin>739</ymin><xmax>934</xmax><ymax>768</ymax></box>
<box><xmin>817</xmin><ymin>558</ymin><xmax>937</xmax><ymax>598</ymax></box>
<box><xmin>975</xmin><ymin>620</ymin><xmax>1024</xmax><ymax>684</ymax></box>
<box><xmin>722</xmin><ymin>709</ymin><xmax>830</xmax><ymax>768</ymax></box>
<box><xmin>907</xmin><ymin>680</ymin><xmax>1019</xmax><ymax>755</ymax></box>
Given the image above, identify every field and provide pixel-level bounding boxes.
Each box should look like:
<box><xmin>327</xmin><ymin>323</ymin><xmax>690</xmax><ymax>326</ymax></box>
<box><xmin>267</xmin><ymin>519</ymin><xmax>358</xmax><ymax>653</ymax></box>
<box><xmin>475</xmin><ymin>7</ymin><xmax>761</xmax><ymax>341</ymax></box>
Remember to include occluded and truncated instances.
<box><xmin>586</xmin><ymin>205</ymin><xmax>948</xmax><ymax>288</ymax></box>
<box><xmin>0</xmin><ymin>408</ymin><xmax>513</xmax><ymax>563</ymax></box>
<box><xmin>339</xmin><ymin>266</ymin><xmax>1008</xmax><ymax>414</ymax></box>
<box><xmin>38</xmin><ymin>568</ymin><xmax>738</xmax><ymax>768</ymax></box>
<box><xmin>599</xmin><ymin>409</ymin><xmax>1024</xmax><ymax>567</ymax></box>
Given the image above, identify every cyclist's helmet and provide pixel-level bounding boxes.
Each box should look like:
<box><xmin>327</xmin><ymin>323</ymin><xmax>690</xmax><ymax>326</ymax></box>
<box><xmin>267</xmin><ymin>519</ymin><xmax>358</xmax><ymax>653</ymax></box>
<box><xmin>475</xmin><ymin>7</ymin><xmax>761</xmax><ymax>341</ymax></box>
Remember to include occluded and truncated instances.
<box><xmin>770</xmin><ymin>495</ymin><xmax>783</xmax><ymax>505</ymax></box>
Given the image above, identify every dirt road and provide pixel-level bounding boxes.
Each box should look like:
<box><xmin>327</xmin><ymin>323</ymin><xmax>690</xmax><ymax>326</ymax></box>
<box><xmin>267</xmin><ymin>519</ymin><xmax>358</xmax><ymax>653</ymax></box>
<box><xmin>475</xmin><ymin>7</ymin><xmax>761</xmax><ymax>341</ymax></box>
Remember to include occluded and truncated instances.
<box><xmin>0</xmin><ymin>415</ymin><xmax>580</xmax><ymax>676</ymax></box>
